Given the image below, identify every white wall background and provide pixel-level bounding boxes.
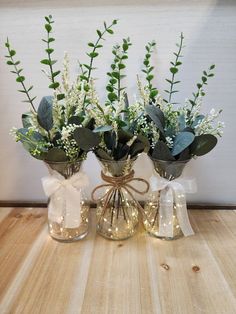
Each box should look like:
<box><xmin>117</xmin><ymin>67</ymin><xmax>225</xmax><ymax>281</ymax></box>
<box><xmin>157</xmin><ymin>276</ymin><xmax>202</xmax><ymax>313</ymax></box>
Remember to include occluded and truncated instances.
<box><xmin>0</xmin><ymin>0</ymin><xmax>235</xmax><ymax>204</ymax></box>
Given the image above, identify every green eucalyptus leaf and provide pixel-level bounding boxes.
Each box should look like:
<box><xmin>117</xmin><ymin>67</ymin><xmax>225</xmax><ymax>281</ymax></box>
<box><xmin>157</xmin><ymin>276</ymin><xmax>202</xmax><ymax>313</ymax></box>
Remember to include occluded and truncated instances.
<box><xmin>74</xmin><ymin>127</ymin><xmax>100</xmax><ymax>151</ymax></box>
<box><xmin>129</xmin><ymin>141</ymin><xmax>145</xmax><ymax>158</ymax></box>
<box><xmin>37</xmin><ymin>96</ymin><xmax>53</xmax><ymax>131</ymax></box>
<box><xmin>178</xmin><ymin>147</ymin><xmax>191</xmax><ymax>161</ymax></box>
<box><xmin>136</xmin><ymin>134</ymin><xmax>150</xmax><ymax>153</ymax></box>
<box><xmin>145</xmin><ymin>105</ymin><xmax>165</xmax><ymax>134</ymax></box>
<box><xmin>117</xmin><ymin>129</ymin><xmax>133</xmax><ymax>144</ymax></box>
<box><xmin>16</xmin><ymin>76</ymin><xmax>25</xmax><ymax>83</ymax></box>
<box><xmin>191</xmin><ymin>115</ymin><xmax>205</xmax><ymax>128</ymax></box>
<box><xmin>152</xmin><ymin>141</ymin><xmax>175</xmax><ymax>161</ymax></box>
<box><xmin>190</xmin><ymin>134</ymin><xmax>217</xmax><ymax>156</ymax></box>
<box><xmin>45</xmin><ymin>24</ymin><xmax>52</xmax><ymax>32</ymax></box>
<box><xmin>49</xmin><ymin>82</ymin><xmax>60</xmax><ymax>89</ymax></box>
<box><xmin>178</xmin><ymin>114</ymin><xmax>186</xmax><ymax>131</ymax></box>
<box><xmin>93</xmin><ymin>125</ymin><xmax>113</xmax><ymax>133</ymax></box>
<box><xmin>95</xmin><ymin>148</ymin><xmax>113</xmax><ymax>161</ymax></box>
<box><xmin>45</xmin><ymin>148</ymin><xmax>68</xmax><ymax>162</ymax></box>
<box><xmin>172</xmin><ymin>131</ymin><xmax>195</xmax><ymax>156</ymax></box>
<box><xmin>68</xmin><ymin>116</ymin><xmax>84</xmax><ymax>126</ymax></box>
<box><xmin>22</xmin><ymin>113</ymin><xmax>32</xmax><ymax>128</ymax></box>
<box><xmin>108</xmin><ymin>92</ymin><xmax>118</xmax><ymax>102</ymax></box>
<box><xmin>170</xmin><ymin>67</ymin><xmax>178</xmax><ymax>74</ymax></box>
<box><xmin>57</xmin><ymin>93</ymin><xmax>65</xmax><ymax>101</ymax></box>
<box><xmin>114</xmin><ymin>143</ymin><xmax>129</xmax><ymax>160</ymax></box>
<box><xmin>104</xmin><ymin>131</ymin><xmax>116</xmax><ymax>151</ymax></box>
<box><xmin>40</xmin><ymin>59</ymin><xmax>51</xmax><ymax>65</ymax></box>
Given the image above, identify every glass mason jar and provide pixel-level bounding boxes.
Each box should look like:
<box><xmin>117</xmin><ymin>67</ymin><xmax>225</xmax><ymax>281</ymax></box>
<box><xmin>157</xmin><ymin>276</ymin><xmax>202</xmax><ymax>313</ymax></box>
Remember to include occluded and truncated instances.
<box><xmin>93</xmin><ymin>158</ymin><xmax>141</xmax><ymax>241</ymax></box>
<box><xmin>44</xmin><ymin>160</ymin><xmax>89</xmax><ymax>242</ymax></box>
<box><xmin>143</xmin><ymin>158</ymin><xmax>190</xmax><ymax>240</ymax></box>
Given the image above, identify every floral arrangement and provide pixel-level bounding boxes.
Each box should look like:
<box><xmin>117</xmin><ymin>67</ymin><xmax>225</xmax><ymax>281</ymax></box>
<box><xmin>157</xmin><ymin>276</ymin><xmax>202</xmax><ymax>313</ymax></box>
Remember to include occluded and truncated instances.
<box><xmin>7</xmin><ymin>15</ymin><xmax>118</xmax><ymax>162</ymax></box>
<box><xmin>87</xmin><ymin>38</ymin><xmax>150</xmax><ymax>161</ymax></box>
<box><xmin>6</xmin><ymin>17</ymin><xmax>223</xmax><ymax>164</ymax></box>
<box><xmin>135</xmin><ymin>33</ymin><xmax>224</xmax><ymax>161</ymax></box>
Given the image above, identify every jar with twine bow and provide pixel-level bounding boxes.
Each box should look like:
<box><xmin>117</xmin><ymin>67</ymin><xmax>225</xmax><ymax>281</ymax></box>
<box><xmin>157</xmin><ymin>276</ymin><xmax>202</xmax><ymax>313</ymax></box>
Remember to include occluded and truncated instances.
<box><xmin>92</xmin><ymin>157</ymin><xmax>149</xmax><ymax>240</ymax></box>
<box><xmin>143</xmin><ymin>158</ymin><xmax>196</xmax><ymax>240</ymax></box>
<box><xmin>42</xmin><ymin>160</ymin><xmax>90</xmax><ymax>242</ymax></box>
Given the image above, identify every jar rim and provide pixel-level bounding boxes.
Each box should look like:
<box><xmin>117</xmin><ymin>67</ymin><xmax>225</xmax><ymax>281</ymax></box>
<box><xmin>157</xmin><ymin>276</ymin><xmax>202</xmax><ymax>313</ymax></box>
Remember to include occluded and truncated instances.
<box><xmin>96</xmin><ymin>156</ymin><xmax>138</xmax><ymax>164</ymax></box>
<box><xmin>148</xmin><ymin>154</ymin><xmax>190</xmax><ymax>164</ymax></box>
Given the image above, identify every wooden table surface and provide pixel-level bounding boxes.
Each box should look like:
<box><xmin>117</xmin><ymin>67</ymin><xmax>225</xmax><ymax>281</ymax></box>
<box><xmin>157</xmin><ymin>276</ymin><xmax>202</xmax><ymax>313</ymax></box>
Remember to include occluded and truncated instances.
<box><xmin>0</xmin><ymin>207</ymin><xmax>236</xmax><ymax>314</ymax></box>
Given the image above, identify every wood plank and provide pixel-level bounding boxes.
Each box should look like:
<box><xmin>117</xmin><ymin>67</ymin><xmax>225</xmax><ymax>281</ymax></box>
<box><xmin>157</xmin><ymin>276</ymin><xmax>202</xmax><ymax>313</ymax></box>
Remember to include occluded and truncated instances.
<box><xmin>0</xmin><ymin>208</ymin><xmax>47</xmax><ymax>302</ymax></box>
<box><xmin>7</xmin><ymin>211</ymin><xmax>95</xmax><ymax>314</ymax></box>
<box><xmin>192</xmin><ymin>210</ymin><xmax>236</xmax><ymax>299</ymax></box>
<box><xmin>1</xmin><ymin>208</ymin><xmax>236</xmax><ymax>313</ymax></box>
<box><xmin>0</xmin><ymin>208</ymin><xmax>12</xmax><ymax>222</ymax></box>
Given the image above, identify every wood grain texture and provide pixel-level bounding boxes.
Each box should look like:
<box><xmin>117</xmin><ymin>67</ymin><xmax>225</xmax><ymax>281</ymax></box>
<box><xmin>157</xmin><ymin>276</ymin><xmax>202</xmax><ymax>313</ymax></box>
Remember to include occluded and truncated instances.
<box><xmin>1</xmin><ymin>208</ymin><xmax>236</xmax><ymax>313</ymax></box>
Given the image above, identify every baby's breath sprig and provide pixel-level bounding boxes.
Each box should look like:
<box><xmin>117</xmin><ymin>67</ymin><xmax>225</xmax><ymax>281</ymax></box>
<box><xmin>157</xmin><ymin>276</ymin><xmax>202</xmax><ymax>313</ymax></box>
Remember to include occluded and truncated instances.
<box><xmin>41</xmin><ymin>15</ymin><xmax>63</xmax><ymax>99</ymax></box>
<box><xmin>142</xmin><ymin>41</ymin><xmax>158</xmax><ymax>101</ymax></box>
<box><xmin>165</xmin><ymin>32</ymin><xmax>184</xmax><ymax>104</ymax></box>
<box><xmin>5</xmin><ymin>38</ymin><xmax>36</xmax><ymax>112</ymax></box>
<box><xmin>106</xmin><ymin>37</ymin><xmax>132</xmax><ymax>104</ymax></box>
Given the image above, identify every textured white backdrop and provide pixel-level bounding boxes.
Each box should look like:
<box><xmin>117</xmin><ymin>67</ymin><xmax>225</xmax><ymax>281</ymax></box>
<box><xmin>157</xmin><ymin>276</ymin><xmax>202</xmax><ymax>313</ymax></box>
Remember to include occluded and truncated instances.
<box><xmin>0</xmin><ymin>0</ymin><xmax>235</xmax><ymax>204</ymax></box>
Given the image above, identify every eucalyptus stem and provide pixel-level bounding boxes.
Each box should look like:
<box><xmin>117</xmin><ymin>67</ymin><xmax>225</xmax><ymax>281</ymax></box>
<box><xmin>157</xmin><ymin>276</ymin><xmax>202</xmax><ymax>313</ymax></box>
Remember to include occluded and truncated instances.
<box><xmin>41</xmin><ymin>15</ymin><xmax>61</xmax><ymax>93</ymax></box>
<box><xmin>188</xmin><ymin>64</ymin><xmax>215</xmax><ymax>119</ymax></box>
<box><xmin>106</xmin><ymin>38</ymin><xmax>131</xmax><ymax>104</ymax></box>
<box><xmin>142</xmin><ymin>41</ymin><xmax>158</xmax><ymax>101</ymax></box>
<box><xmin>165</xmin><ymin>32</ymin><xmax>184</xmax><ymax>104</ymax></box>
<box><xmin>82</xmin><ymin>19</ymin><xmax>117</xmax><ymax>107</ymax></box>
<box><xmin>5</xmin><ymin>38</ymin><xmax>36</xmax><ymax>112</ymax></box>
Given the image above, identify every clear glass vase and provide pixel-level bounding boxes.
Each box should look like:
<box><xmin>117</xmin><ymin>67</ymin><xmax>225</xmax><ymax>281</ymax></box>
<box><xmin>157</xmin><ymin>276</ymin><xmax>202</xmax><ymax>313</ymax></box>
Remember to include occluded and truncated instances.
<box><xmin>143</xmin><ymin>158</ymin><xmax>190</xmax><ymax>240</ymax></box>
<box><xmin>93</xmin><ymin>158</ymin><xmax>141</xmax><ymax>240</ymax></box>
<box><xmin>44</xmin><ymin>160</ymin><xmax>89</xmax><ymax>242</ymax></box>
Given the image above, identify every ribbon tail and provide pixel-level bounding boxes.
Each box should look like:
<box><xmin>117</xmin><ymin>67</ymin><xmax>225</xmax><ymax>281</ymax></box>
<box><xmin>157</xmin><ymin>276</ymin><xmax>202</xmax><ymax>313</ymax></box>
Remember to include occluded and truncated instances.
<box><xmin>173</xmin><ymin>184</ymin><xmax>194</xmax><ymax>237</ymax></box>
<box><xmin>158</xmin><ymin>188</ymin><xmax>174</xmax><ymax>238</ymax></box>
<box><xmin>64</xmin><ymin>185</ymin><xmax>82</xmax><ymax>229</ymax></box>
<box><xmin>48</xmin><ymin>191</ymin><xmax>65</xmax><ymax>225</ymax></box>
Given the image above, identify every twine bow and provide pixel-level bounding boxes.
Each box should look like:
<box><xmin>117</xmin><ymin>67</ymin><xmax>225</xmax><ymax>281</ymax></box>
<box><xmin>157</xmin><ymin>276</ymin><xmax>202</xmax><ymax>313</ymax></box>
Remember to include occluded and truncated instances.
<box><xmin>92</xmin><ymin>170</ymin><xmax>149</xmax><ymax>212</ymax></box>
<box><xmin>150</xmin><ymin>174</ymin><xmax>196</xmax><ymax>237</ymax></box>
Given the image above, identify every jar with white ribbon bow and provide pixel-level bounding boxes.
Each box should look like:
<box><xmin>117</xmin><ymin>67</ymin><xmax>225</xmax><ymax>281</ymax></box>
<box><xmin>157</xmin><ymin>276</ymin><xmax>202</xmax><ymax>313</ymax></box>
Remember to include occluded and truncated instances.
<box><xmin>143</xmin><ymin>158</ymin><xmax>196</xmax><ymax>240</ymax></box>
<box><xmin>42</xmin><ymin>160</ymin><xmax>90</xmax><ymax>242</ymax></box>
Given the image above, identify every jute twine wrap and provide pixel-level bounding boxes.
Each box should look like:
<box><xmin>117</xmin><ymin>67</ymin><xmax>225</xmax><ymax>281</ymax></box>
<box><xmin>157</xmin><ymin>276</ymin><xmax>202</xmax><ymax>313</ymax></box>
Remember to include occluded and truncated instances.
<box><xmin>91</xmin><ymin>170</ymin><xmax>150</xmax><ymax>212</ymax></box>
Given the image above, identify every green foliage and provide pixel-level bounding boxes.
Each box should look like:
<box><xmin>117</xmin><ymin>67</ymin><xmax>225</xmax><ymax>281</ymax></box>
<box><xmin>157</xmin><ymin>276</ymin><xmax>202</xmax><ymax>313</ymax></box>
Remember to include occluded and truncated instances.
<box><xmin>45</xmin><ymin>147</ymin><xmax>68</xmax><ymax>161</ymax></box>
<box><xmin>164</xmin><ymin>33</ymin><xmax>184</xmax><ymax>103</ymax></box>
<box><xmin>95</xmin><ymin>129</ymin><xmax>150</xmax><ymax>161</ymax></box>
<box><xmin>171</xmin><ymin>131</ymin><xmax>195</xmax><ymax>156</ymax></box>
<box><xmin>93</xmin><ymin>125</ymin><xmax>113</xmax><ymax>132</ymax></box>
<box><xmin>187</xmin><ymin>65</ymin><xmax>215</xmax><ymax>121</ymax></box>
<box><xmin>142</xmin><ymin>41</ymin><xmax>158</xmax><ymax>101</ymax></box>
<box><xmin>190</xmin><ymin>134</ymin><xmax>217</xmax><ymax>156</ymax></box>
<box><xmin>74</xmin><ymin>127</ymin><xmax>100</xmax><ymax>151</ymax></box>
<box><xmin>4</xmin><ymin>38</ymin><xmax>36</xmax><ymax>112</ymax></box>
<box><xmin>106</xmin><ymin>37</ymin><xmax>132</xmax><ymax>104</ymax></box>
<box><xmin>80</xmin><ymin>19</ymin><xmax>118</xmax><ymax>84</ymax></box>
<box><xmin>22</xmin><ymin>113</ymin><xmax>32</xmax><ymax>128</ymax></box>
<box><xmin>37</xmin><ymin>96</ymin><xmax>53</xmax><ymax>132</ymax></box>
<box><xmin>41</xmin><ymin>15</ymin><xmax>62</xmax><ymax>95</ymax></box>
<box><xmin>145</xmin><ymin>104</ymin><xmax>165</xmax><ymax>135</ymax></box>
<box><xmin>152</xmin><ymin>141</ymin><xmax>175</xmax><ymax>161</ymax></box>
<box><xmin>16</xmin><ymin>128</ymin><xmax>48</xmax><ymax>159</ymax></box>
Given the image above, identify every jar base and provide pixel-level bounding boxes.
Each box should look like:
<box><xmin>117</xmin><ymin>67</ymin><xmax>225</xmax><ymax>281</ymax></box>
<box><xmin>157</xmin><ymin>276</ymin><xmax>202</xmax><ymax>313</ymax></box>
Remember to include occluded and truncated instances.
<box><xmin>96</xmin><ymin>230</ymin><xmax>137</xmax><ymax>241</ymax></box>
<box><xmin>147</xmin><ymin>231</ymin><xmax>183</xmax><ymax>241</ymax></box>
<box><xmin>49</xmin><ymin>230</ymin><xmax>88</xmax><ymax>242</ymax></box>
<box><xmin>48</xmin><ymin>221</ymin><xmax>89</xmax><ymax>242</ymax></box>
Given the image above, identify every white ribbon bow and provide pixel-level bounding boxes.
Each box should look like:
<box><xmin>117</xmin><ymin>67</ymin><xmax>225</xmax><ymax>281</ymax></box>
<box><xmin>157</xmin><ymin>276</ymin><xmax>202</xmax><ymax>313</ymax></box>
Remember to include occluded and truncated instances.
<box><xmin>150</xmin><ymin>174</ymin><xmax>197</xmax><ymax>237</ymax></box>
<box><xmin>42</xmin><ymin>171</ymin><xmax>89</xmax><ymax>228</ymax></box>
